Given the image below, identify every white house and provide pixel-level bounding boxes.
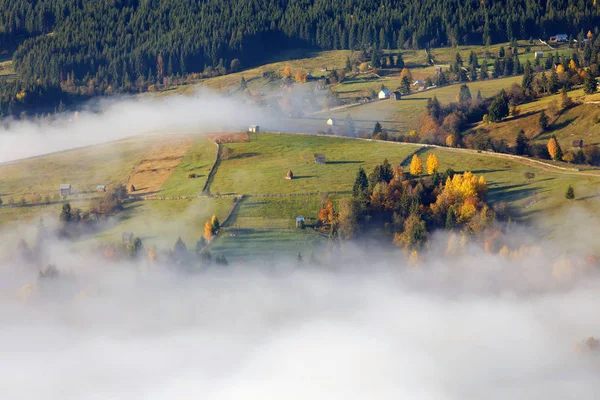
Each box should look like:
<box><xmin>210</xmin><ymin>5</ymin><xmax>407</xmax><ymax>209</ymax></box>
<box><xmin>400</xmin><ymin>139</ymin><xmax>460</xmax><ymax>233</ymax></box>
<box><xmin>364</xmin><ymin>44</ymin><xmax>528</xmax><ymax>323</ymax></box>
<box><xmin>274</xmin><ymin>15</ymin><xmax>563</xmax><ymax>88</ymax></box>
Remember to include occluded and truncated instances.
<box><xmin>534</xmin><ymin>51</ymin><xmax>544</xmax><ymax>59</ymax></box>
<box><xmin>248</xmin><ymin>125</ymin><xmax>259</xmax><ymax>133</ymax></box>
<box><xmin>378</xmin><ymin>89</ymin><xmax>391</xmax><ymax>99</ymax></box>
<box><xmin>296</xmin><ymin>216</ymin><xmax>305</xmax><ymax>227</ymax></box>
<box><xmin>413</xmin><ymin>80</ymin><xmax>424</xmax><ymax>87</ymax></box>
<box><xmin>327</xmin><ymin>118</ymin><xmax>335</xmax><ymax>126</ymax></box>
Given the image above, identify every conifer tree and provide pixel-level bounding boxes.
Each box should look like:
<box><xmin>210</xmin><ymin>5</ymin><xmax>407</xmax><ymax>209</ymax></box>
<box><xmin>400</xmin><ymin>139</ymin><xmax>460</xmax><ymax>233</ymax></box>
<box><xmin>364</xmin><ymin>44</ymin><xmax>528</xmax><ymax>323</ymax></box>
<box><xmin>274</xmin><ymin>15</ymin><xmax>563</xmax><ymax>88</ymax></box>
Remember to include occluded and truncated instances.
<box><xmin>565</xmin><ymin>185</ymin><xmax>575</xmax><ymax>200</ymax></box>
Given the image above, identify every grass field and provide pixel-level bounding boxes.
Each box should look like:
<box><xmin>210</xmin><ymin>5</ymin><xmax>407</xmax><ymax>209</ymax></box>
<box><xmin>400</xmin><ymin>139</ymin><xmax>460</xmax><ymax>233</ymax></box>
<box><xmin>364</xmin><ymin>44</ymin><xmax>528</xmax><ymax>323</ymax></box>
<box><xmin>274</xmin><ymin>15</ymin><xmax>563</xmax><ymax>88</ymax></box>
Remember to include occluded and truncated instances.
<box><xmin>152</xmin><ymin>138</ymin><xmax>217</xmax><ymax>197</ymax></box>
<box><xmin>210</xmin><ymin>133</ymin><xmax>417</xmax><ymax>195</ymax></box>
<box><xmin>0</xmin><ymin>136</ymin><xmax>158</xmax><ymax>201</ymax></box>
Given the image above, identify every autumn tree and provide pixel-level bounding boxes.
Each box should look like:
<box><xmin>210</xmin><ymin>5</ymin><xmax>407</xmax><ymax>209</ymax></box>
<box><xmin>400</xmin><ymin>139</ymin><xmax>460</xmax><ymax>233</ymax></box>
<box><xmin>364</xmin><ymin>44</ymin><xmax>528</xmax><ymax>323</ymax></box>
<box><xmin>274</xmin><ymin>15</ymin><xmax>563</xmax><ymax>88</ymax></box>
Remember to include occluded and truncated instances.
<box><xmin>211</xmin><ymin>215</ymin><xmax>221</xmax><ymax>232</ymax></box>
<box><xmin>426</xmin><ymin>153</ymin><xmax>439</xmax><ymax>174</ymax></box>
<box><xmin>565</xmin><ymin>185</ymin><xmax>575</xmax><ymax>200</ymax></box>
<box><xmin>409</xmin><ymin>154</ymin><xmax>423</xmax><ymax>175</ymax></box>
<box><xmin>283</xmin><ymin>65</ymin><xmax>292</xmax><ymax>77</ymax></box>
<box><xmin>393</xmin><ymin>213</ymin><xmax>428</xmax><ymax>250</ymax></box>
<box><xmin>204</xmin><ymin>221</ymin><xmax>214</xmax><ymax>241</ymax></box>
<box><xmin>337</xmin><ymin>198</ymin><xmax>360</xmax><ymax>240</ymax></box>
<box><xmin>400</xmin><ymin>67</ymin><xmax>413</xmax><ymax>82</ymax></box>
<box><xmin>547</xmin><ymin>135</ymin><xmax>563</xmax><ymax>161</ymax></box>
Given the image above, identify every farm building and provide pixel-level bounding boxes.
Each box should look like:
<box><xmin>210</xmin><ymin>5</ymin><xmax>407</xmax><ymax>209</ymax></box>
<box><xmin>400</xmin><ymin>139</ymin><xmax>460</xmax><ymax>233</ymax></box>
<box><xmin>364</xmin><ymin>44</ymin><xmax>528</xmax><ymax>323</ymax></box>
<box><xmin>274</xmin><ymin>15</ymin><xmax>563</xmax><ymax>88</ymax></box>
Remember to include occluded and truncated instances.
<box><xmin>59</xmin><ymin>184</ymin><xmax>71</xmax><ymax>196</ymax></box>
<box><xmin>413</xmin><ymin>80</ymin><xmax>424</xmax><ymax>87</ymax></box>
<box><xmin>122</xmin><ymin>232</ymin><xmax>134</xmax><ymax>244</ymax></box>
<box><xmin>378</xmin><ymin>89</ymin><xmax>391</xmax><ymax>99</ymax></box>
<box><xmin>534</xmin><ymin>51</ymin><xmax>544</xmax><ymax>59</ymax></box>
<box><xmin>572</xmin><ymin>139</ymin><xmax>584</xmax><ymax>149</ymax></box>
<box><xmin>285</xmin><ymin>170</ymin><xmax>294</xmax><ymax>180</ymax></box>
<box><xmin>391</xmin><ymin>91</ymin><xmax>401</xmax><ymax>100</ymax></box>
<box><xmin>296</xmin><ymin>216</ymin><xmax>305</xmax><ymax>227</ymax></box>
<box><xmin>314</xmin><ymin>153</ymin><xmax>326</xmax><ymax>164</ymax></box>
<box><xmin>549</xmin><ymin>34</ymin><xmax>568</xmax><ymax>43</ymax></box>
<box><xmin>97</xmin><ymin>185</ymin><xmax>107</xmax><ymax>192</ymax></box>
<box><xmin>248</xmin><ymin>125</ymin><xmax>260</xmax><ymax>133</ymax></box>
<box><xmin>327</xmin><ymin>118</ymin><xmax>335</xmax><ymax>126</ymax></box>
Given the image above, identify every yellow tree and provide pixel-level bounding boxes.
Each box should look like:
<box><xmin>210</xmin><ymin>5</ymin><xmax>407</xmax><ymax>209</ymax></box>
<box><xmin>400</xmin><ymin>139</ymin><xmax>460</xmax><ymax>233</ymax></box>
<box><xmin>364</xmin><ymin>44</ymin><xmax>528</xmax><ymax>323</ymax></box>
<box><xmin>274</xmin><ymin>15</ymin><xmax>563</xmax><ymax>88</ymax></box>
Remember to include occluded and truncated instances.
<box><xmin>556</xmin><ymin>64</ymin><xmax>565</xmax><ymax>74</ymax></box>
<box><xmin>400</xmin><ymin>67</ymin><xmax>413</xmax><ymax>82</ymax></box>
<box><xmin>283</xmin><ymin>65</ymin><xmax>292</xmax><ymax>77</ymax></box>
<box><xmin>295</xmin><ymin>70</ymin><xmax>307</xmax><ymax>83</ymax></box>
<box><xmin>547</xmin><ymin>136</ymin><xmax>560</xmax><ymax>160</ymax></box>
<box><xmin>409</xmin><ymin>154</ymin><xmax>423</xmax><ymax>175</ymax></box>
<box><xmin>204</xmin><ymin>221</ymin><xmax>214</xmax><ymax>241</ymax></box>
<box><xmin>446</xmin><ymin>134</ymin><xmax>457</xmax><ymax>147</ymax></box>
<box><xmin>568</xmin><ymin>59</ymin><xmax>578</xmax><ymax>70</ymax></box>
<box><xmin>426</xmin><ymin>153</ymin><xmax>439</xmax><ymax>174</ymax></box>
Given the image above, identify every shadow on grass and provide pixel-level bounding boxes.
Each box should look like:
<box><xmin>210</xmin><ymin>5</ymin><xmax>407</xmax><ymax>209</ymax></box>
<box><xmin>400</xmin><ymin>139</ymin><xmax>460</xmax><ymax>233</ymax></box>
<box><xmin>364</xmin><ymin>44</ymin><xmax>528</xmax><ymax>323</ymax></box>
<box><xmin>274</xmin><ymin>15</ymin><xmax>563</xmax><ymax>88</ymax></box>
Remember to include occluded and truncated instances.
<box><xmin>228</xmin><ymin>152</ymin><xmax>261</xmax><ymax>160</ymax></box>
<box><xmin>487</xmin><ymin>183</ymin><xmax>540</xmax><ymax>203</ymax></box>
<box><xmin>325</xmin><ymin>161</ymin><xmax>362</xmax><ymax>165</ymax></box>
<box><xmin>550</xmin><ymin>117</ymin><xmax>577</xmax><ymax>131</ymax></box>
<box><xmin>577</xmin><ymin>193</ymin><xmax>600</xmax><ymax>201</ymax></box>
<box><xmin>292</xmin><ymin>175</ymin><xmax>315</xmax><ymax>179</ymax></box>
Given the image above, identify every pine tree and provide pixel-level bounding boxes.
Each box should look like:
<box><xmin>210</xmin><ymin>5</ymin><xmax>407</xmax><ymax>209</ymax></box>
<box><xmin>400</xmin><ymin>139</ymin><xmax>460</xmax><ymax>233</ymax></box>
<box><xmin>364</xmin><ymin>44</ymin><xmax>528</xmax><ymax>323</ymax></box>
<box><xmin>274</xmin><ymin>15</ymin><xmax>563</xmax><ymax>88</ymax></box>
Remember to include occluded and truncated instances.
<box><xmin>372</xmin><ymin>121</ymin><xmax>382</xmax><ymax>136</ymax></box>
<box><xmin>426</xmin><ymin>153</ymin><xmax>439</xmax><ymax>174</ymax></box>
<box><xmin>353</xmin><ymin>167</ymin><xmax>369</xmax><ymax>198</ymax></box>
<box><xmin>409</xmin><ymin>154</ymin><xmax>423</xmax><ymax>175</ymax></box>
<box><xmin>538</xmin><ymin>110</ymin><xmax>549</xmax><ymax>131</ymax></box>
<box><xmin>515</xmin><ymin>130</ymin><xmax>530</xmax><ymax>155</ymax></box>
<box><xmin>345</xmin><ymin>56</ymin><xmax>352</xmax><ymax>72</ymax></box>
<box><xmin>445</xmin><ymin>208</ymin><xmax>456</xmax><ymax>230</ymax></box>
<box><xmin>583</xmin><ymin>72</ymin><xmax>598</xmax><ymax>95</ymax></box>
<box><xmin>565</xmin><ymin>185</ymin><xmax>575</xmax><ymax>200</ymax></box>
<box><xmin>488</xmin><ymin>90</ymin><xmax>509</xmax><ymax>122</ymax></box>
<box><xmin>396</xmin><ymin>52</ymin><xmax>405</xmax><ymax>69</ymax></box>
<box><xmin>400</xmin><ymin>76</ymin><xmax>411</xmax><ymax>94</ymax></box>
<box><xmin>457</xmin><ymin>84</ymin><xmax>472</xmax><ymax>103</ymax></box>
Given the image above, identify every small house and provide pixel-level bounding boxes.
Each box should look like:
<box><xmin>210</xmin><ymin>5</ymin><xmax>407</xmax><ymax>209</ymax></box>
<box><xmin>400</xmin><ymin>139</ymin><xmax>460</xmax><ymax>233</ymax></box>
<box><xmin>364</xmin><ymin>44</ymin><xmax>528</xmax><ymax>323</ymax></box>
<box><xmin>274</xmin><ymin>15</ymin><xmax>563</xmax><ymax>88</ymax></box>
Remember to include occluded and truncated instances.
<box><xmin>296</xmin><ymin>216</ymin><xmax>305</xmax><ymax>227</ymax></box>
<box><xmin>435</xmin><ymin>67</ymin><xmax>442</xmax><ymax>74</ymax></box>
<box><xmin>413</xmin><ymin>80</ymin><xmax>424</xmax><ymax>87</ymax></box>
<box><xmin>327</xmin><ymin>118</ymin><xmax>335</xmax><ymax>126</ymax></box>
<box><xmin>249</xmin><ymin>125</ymin><xmax>260</xmax><ymax>133</ymax></box>
<box><xmin>378</xmin><ymin>89</ymin><xmax>391</xmax><ymax>99</ymax></box>
<box><xmin>305</xmin><ymin>73</ymin><xmax>314</xmax><ymax>81</ymax></box>
<box><xmin>285</xmin><ymin>170</ymin><xmax>294</xmax><ymax>180</ymax></box>
<box><xmin>320</xmin><ymin>66</ymin><xmax>328</xmax><ymax>72</ymax></box>
<box><xmin>129</xmin><ymin>184</ymin><xmax>136</xmax><ymax>192</ymax></box>
<box><xmin>97</xmin><ymin>185</ymin><xmax>107</xmax><ymax>192</ymax></box>
<box><xmin>59</xmin><ymin>184</ymin><xmax>71</xmax><ymax>196</ymax></box>
<box><xmin>572</xmin><ymin>139</ymin><xmax>584</xmax><ymax>149</ymax></box>
<box><xmin>550</xmin><ymin>34</ymin><xmax>568</xmax><ymax>43</ymax></box>
<box><xmin>391</xmin><ymin>91</ymin><xmax>401</xmax><ymax>101</ymax></box>
<box><xmin>122</xmin><ymin>232</ymin><xmax>134</xmax><ymax>244</ymax></box>
<box><xmin>314</xmin><ymin>153</ymin><xmax>326</xmax><ymax>164</ymax></box>
<box><xmin>534</xmin><ymin>51</ymin><xmax>544</xmax><ymax>59</ymax></box>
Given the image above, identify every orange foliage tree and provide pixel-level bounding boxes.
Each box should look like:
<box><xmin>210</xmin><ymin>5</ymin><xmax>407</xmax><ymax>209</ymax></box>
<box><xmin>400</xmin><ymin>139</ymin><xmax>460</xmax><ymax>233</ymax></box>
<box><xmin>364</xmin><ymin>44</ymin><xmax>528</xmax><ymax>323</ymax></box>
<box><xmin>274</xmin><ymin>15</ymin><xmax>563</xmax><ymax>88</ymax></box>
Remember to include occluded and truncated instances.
<box><xmin>283</xmin><ymin>65</ymin><xmax>292</xmax><ymax>77</ymax></box>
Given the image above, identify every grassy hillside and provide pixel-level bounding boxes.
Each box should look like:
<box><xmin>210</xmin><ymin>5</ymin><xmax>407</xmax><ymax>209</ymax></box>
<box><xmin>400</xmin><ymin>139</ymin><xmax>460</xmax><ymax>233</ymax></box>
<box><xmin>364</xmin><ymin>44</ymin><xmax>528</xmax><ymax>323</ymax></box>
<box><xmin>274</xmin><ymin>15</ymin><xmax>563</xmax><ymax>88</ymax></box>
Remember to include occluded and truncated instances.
<box><xmin>470</xmin><ymin>89</ymin><xmax>600</xmax><ymax>151</ymax></box>
<box><xmin>210</xmin><ymin>133</ymin><xmax>417</xmax><ymax>195</ymax></box>
<box><xmin>3</xmin><ymin>131</ymin><xmax>600</xmax><ymax>258</ymax></box>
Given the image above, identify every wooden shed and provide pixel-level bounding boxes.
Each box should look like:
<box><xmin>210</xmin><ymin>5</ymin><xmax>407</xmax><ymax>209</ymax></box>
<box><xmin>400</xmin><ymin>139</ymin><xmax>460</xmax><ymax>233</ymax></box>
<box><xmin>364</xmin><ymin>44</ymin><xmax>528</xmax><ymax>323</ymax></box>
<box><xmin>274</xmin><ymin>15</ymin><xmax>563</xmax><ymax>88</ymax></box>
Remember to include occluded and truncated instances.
<box><xmin>391</xmin><ymin>91</ymin><xmax>401</xmax><ymax>101</ymax></box>
<box><xmin>97</xmin><ymin>185</ymin><xmax>107</xmax><ymax>192</ymax></box>
<box><xmin>572</xmin><ymin>139</ymin><xmax>584</xmax><ymax>149</ymax></box>
<box><xmin>296</xmin><ymin>216</ymin><xmax>305</xmax><ymax>227</ymax></box>
<box><xmin>314</xmin><ymin>153</ymin><xmax>326</xmax><ymax>164</ymax></box>
<box><xmin>249</xmin><ymin>125</ymin><xmax>260</xmax><ymax>133</ymax></box>
<box><xmin>60</xmin><ymin>184</ymin><xmax>71</xmax><ymax>196</ymax></box>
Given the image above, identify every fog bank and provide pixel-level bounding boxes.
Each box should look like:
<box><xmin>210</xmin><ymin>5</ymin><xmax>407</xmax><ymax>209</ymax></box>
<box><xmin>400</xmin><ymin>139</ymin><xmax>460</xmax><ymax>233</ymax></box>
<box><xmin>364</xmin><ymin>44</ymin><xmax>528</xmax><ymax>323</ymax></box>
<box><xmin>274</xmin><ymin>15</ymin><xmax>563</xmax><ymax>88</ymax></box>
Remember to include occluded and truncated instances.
<box><xmin>1</xmin><ymin>239</ymin><xmax>599</xmax><ymax>400</ymax></box>
<box><xmin>0</xmin><ymin>89</ymin><xmax>280</xmax><ymax>163</ymax></box>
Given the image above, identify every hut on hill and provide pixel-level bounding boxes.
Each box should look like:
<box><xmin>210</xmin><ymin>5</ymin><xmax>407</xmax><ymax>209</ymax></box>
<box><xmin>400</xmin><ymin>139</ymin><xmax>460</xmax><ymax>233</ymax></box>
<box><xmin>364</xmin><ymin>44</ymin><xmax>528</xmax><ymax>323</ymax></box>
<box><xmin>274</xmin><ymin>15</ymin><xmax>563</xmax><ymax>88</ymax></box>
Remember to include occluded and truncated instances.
<box><xmin>122</xmin><ymin>232</ymin><xmax>134</xmax><ymax>244</ymax></box>
<box><xmin>378</xmin><ymin>89</ymin><xmax>391</xmax><ymax>99</ymax></box>
<box><xmin>572</xmin><ymin>139</ymin><xmax>584</xmax><ymax>149</ymax></box>
<box><xmin>285</xmin><ymin>170</ymin><xmax>294</xmax><ymax>180</ymax></box>
<box><xmin>534</xmin><ymin>51</ymin><xmax>544</xmax><ymax>59</ymax></box>
<box><xmin>248</xmin><ymin>125</ymin><xmax>259</xmax><ymax>133</ymax></box>
<box><xmin>391</xmin><ymin>91</ymin><xmax>401</xmax><ymax>101</ymax></box>
<box><xmin>97</xmin><ymin>185</ymin><xmax>107</xmax><ymax>192</ymax></box>
<box><xmin>296</xmin><ymin>216</ymin><xmax>306</xmax><ymax>227</ymax></box>
<box><xmin>327</xmin><ymin>118</ymin><xmax>335</xmax><ymax>126</ymax></box>
<box><xmin>59</xmin><ymin>184</ymin><xmax>71</xmax><ymax>196</ymax></box>
<box><xmin>314</xmin><ymin>154</ymin><xmax>326</xmax><ymax>164</ymax></box>
<box><xmin>129</xmin><ymin>184</ymin><xmax>136</xmax><ymax>193</ymax></box>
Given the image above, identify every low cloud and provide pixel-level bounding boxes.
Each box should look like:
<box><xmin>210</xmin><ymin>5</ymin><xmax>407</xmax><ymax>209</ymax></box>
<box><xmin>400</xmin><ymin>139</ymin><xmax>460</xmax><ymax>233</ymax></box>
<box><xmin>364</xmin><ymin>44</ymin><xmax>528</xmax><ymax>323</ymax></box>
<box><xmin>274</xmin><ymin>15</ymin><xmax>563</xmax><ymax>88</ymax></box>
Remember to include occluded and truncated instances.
<box><xmin>0</xmin><ymin>228</ymin><xmax>599</xmax><ymax>400</ymax></box>
<box><xmin>0</xmin><ymin>88</ymin><xmax>281</xmax><ymax>163</ymax></box>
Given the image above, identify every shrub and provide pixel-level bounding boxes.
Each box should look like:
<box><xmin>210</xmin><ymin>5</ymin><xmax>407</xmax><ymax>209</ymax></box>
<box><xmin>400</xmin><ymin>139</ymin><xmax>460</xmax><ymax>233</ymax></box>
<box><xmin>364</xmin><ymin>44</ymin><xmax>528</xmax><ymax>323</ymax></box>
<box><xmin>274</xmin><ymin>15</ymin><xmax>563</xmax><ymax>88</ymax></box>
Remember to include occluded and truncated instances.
<box><xmin>565</xmin><ymin>185</ymin><xmax>575</xmax><ymax>200</ymax></box>
<box><xmin>188</xmin><ymin>173</ymin><xmax>198</xmax><ymax>179</ymax></box>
